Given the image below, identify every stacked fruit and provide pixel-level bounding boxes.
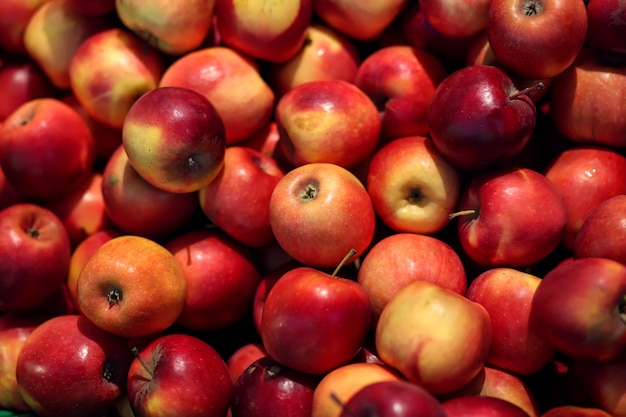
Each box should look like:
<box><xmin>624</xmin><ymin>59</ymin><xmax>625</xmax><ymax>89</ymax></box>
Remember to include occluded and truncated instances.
<box><xmin>0</xmin><ymin>0</ymin><xmax>625</xmax><ymax>416</ymax></box>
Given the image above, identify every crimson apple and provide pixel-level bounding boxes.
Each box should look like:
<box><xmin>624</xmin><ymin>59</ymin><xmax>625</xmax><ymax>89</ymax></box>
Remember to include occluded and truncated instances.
<box><xmin>585</xmin><ymin>0</ymin><xmax>626</xmax><ymax>54</ymax></box>
<box><xmin>442</xmin><ymin>395</ymin><xmax>531</xmax><ymax>417</ymax></box>
<box><xmin>226</xmin><ymin>342</ymin><xmax>268</xmax><ymax>384</ymax></box>
<box><xmin>420</xmin><ymin>0</ymin><xmax>491</xmax><ymax>38</ymax></box>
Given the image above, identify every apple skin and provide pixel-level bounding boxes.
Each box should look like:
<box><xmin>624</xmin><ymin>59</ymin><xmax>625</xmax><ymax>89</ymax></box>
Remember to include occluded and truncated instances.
<box><xmin>454</xmin><ymin>166</ymin><xmax>567</xmax><ymax>267</ymax></box>
<box><xmin>122</xmin><ymin>86</ymin><xmax>227</xmax><ymax>193</ymax></box>
<box><xmin>69</xmin><ymin>27</ymin><xmax>165</xmax><ymax>129</ymax></box>
<box><xmin>540</xmin><ymin>405</ymin><xmax>614</xmax><ymax>417</ymax></box>
<box><xmin>420</xmin><ymin>0</ymin><xmax>491</xmax><ymax>38</ymax></box>
<box><xmin>261</xmin><ymin>265</ymin><xmax>372</xmax><ymax>375</ymax></box>
<box><xmin>375</xmin><ymin>280</ymin><xmax>492</xmax><ymax>395</ymax></box>
<box><xmin>198</xmin><ymin>146</ymin><xmax>285</xmax><ymax>248</ymax></box>
<box><xmin>574</xmin><ymin>195</ymin><xmax>626</xmax><ymax>265</ymax></box>
<box><xmin>275</xmin><ymin>79</ymin><xmax>381</xmax><ymax>169</ymax></box>
<box><xmin>442</xmin><ymin>395</ymin><xmax>531</xmax><ymax>417</ymax></box>
<box><xmin>226</xmin><ymin>342</ymin><xmax>268</xmax><ymax>384</ymax></box>
<box><xmin>0</xmin><ymin>324</ymin><xmax>38</xmax><ymax>411</ymax></box>
<box><xmin>355</xmin><ymin>45</ymin><xmax>448</xmax><ymax>141</ymax></box>
<box><xmin>115</xmin><ymin>0</ymin><xmax>217</xmax><ymax>55</ymax></box>
<box><xmin>127</xmin><ymin>333</ymin><xmax>233</xmax><ymax>417</ymax></box>
<box><xmin>0</xmin><ymin>0</ymin><xmax>49</xmax><ymax>55</ymax></box>
<box><xmin>216</xmin><ymin>0</ymin><xmax>312</xmax><ymax>63</ymax></box>
<box><xmin>77</xmin><ymin>235</ymin><xmax>188</xmax><ymax>338</ymax></box>
<box><xmin>427</xmin><ymin>65</ymin><xmax>538</xmax><ymax>172</ymax></box>
<box><xmin>366</xmin><ymin>135</ymin><xmax>461</xmax><ymax>235</ymax></box>
<box><xmin>585</xmin><ymin>0</ymin><xmax>626</xmax><ymax>54</ymax></box>
<box><xmin>0</xmin><ymin>203</ymin><xmax>72</xmax><ymax>314</ymax></box>
<box><xmin>357</xmin><ymin>232</ymin><xmax>467</xmax><ymax>328</ymax></box>
<box><xmin>549</xmin><ymin>48</ymin><xmax>626</xmax><ymax>148</ymax></box>
<box><xmin>486</xmin><ymin>0</ymin><xmax>588</xmax><ymax>80</ymax></box>
<box><xmin>101</xmin><ymin>144</ymin><xmax>200</xmax><ymax>240</ymax></box>
<box><xmin>16</xmin><ymin>314</ymin><xmax>133</xmax><ymax>417</ymax></box>
<box><xmin>530</xmin><ymin>257</ymin><xmax>626</xmax><ymax>362</ymax></box>
<box><xmin>268</xmin><ymin>162</ymin><xmax>376</xmax><ymax>268</ymax></box>
<box><xmin>570</xmin><ymin>356</ymin><xmax>626</xmax><ymax>417</ymax></box>
<box><xmin>164</xmin><ymin>228</ymin><xmax>262</xmax><ymax>331</ymax></box>
<box><xmin>0</xmin><ymin>97</ymin><xmax>96</xmax><ymax>201</ymax></box>
<box><xmin>543</xmin><ymin>145</ymin><xmax>626</xmax><ymax>250</ymax></box>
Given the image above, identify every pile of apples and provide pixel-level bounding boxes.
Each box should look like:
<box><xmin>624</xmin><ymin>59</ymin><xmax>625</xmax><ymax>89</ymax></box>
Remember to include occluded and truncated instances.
<box><xmin>1</xmin><ymin>0</ymin><xmax>626</xmax><ymax>416</ymax></box>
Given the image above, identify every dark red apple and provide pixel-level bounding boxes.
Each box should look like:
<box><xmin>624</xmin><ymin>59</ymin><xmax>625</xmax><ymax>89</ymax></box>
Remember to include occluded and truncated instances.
<box><xmin>442</xmin><ymin>395</ymin><xmax>531</xmax><ymax>417</ymax></box>
<box><xmin>585</xmin><ymin>0</ymin><xmax>626</xmax><ymax>54</ymax></box>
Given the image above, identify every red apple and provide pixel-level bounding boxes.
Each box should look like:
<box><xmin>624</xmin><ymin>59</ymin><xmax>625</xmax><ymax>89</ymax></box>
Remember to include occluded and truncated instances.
<box><xmin>570</xmin><ymin>356</ymin><xmax>626</xmax><ymax>417</ymax></box>
<box><xmin>540</xmin><ymin>405</ymin><xmax>614</xmax><ymax>417</ymax></box>
<box><xmin>268</xmin><ymin>162</ymin><xmax>376</xmax><ymax>268</ymax></box>
<box><xmin>238</xmin><ymin>121</ymin><xmax>281</xmax><ymax>158</ymax></box>
<box><xmin>127</xmin><ymin>333</ymin><xmax>233</xmax><ymax>417</ymax></box>
<box><xmin>0</xmin><ymin>203</ymin><xmax>71</xmax><ymax>314</ymax></box>
<box><xmin>486</xmin><ymin>0</ymin><xmax>588</xmax><ymax>80</ymax></box>
<box><xmin>0</xmin><ymin>97</ymin><xmax>96</xmax><ymax>201</ymax></box>
<box><xmin>442</xmin><ymin>395</ymin><xmax>531</xmax><ymax>417</ymax></box>
<box><xmin>226</xmin><ymin>342</ymin><xmax>268</xmax><ymax>384</ymax></box>
<box><xmin>0</xmin><ymin>163</ymin><xmax>26</xmax><ymax>210</ymax></box>
<box><xmin>452</xmin><ymin>166</ymin><xmax>567</xmax><ymax>267</ymax></box>
<box><xmin>585</xmin><ymin>0</ymin><xmax>626</xmax><ymax>54</ymax></box>
<box><xmin>420</xmin><ymin>0</ymin><xmax>491</xmax><ymax>38</ymax></box>
<box><xmin>0</xmin><ymin>323</ymin><xmax>38</xmax><ymax>411</ymax></box>
<box><xmin>16</xmin><ymin>314</ymin><xmax>133</xmax><ymax>417</ymax></box>
<box><xmin>0</xmin><ymin>0</ymin><xmax>49</xmax><ymax>55</ymax></box>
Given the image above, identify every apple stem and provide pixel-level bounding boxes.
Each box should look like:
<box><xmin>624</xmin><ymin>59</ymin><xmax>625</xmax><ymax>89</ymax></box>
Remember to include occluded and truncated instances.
<box><xmin>448</xmin><ymin>209</ymin><xmax>478</xmax><ymax>220</ymax></box>
<box><xmin>131</xmin><ymin>347</ymin><xmax>153</xmax><ymax>378</ymax></box>
<box><xmin>332</xmin><ymin>248</ymin><xmax>357</xmax><ymax>277</ymax></box>
<box><xmin>509</xmin><ymin>81</ymin><xmax>545</xmax><ymax>100</ymax></box>
<box><xmin>329</xmin><ymin>392</ymin><xmax>358</xmax><ymax>417</ymax></box>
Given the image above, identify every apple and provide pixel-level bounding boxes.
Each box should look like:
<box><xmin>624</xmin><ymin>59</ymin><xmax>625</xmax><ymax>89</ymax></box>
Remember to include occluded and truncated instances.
<box><xmin>574</xmin><ymin>194</ymin><xmax>626</xmax><ymax>265</ymax></box>
<box><xmin>69</xmin><ymin>27</ymin><xmax>165</xmax><ymax>129</ymax></box>
<box><xmin>451</xmin><ymin>166</ymin><xmax>567</xmax><ymax>267</ymax></box>
<box><xmin>0</xmin><ymin>323</ymin><xmax>38</xmax><ymax>411</ymax></box>
<box><xmin>115</xmin><ymin>0</ymin><xmax>217</xmax><ymax>55</ymax></box>
<box><xmin>549</xmin><ymin>48</ymin><xmax>626</xmax><ymax>148</ymax></box>
<box><xmin>77</xmin><ymin>235</ymin><xmax>188</xmax><ymax>338</ymax></box>
<box><xmin>540</xmin><ymin>405</ymin><xmax>614</xmax><ymax>417</ymax></box>
<box><xmin>427</xmin><ymin>65</ymin><xmax>540</xmax><ymax>172</ymax></box>
<box><xmin>261</xmin><ymin>251</ymin><xmax>372</xmax><ymax>375</ymax></box>
<box><xmin>216</xmin><ymin>0</ymin><xmax>312</xmax><ymax>63</ymax></box>
<box><xmin>231</xmin><ymin>355</ymin><xmax>320</xmax><ymax>417</ymax></box>
<box><xmin>198</xmin><ymin>146</ymin><xmax>285</xmax><ymax>248</ymax></box>
<box><xmin>226</xmin><ymin>342</ymin><xmax>268</xmax><ymax>384</ymax></box>
<box><xmin>16</xmin><ymin>314</ymin><xmax>133</xmax><ymax>417</ymax></box>
<box><xmin>164</xmin><ymin>228</ymin><xmax>262</xmax><ymax>331</ymax></box>
<box><xmin>366</xmin><ymin>135</ymin><xmax>461</xmax><ymax>235</ymax></box>
<box><xmin>101</xmin><ymin>144</ymin><xmax>200</xmax><ymax>240</ymax></box>
<box><xmin>23</xmin><ymin>0</ymin><xmax>112</xmax><ymax>89</ymax></box>
<box><xmin>0</xmin><ymin>97</ymin><xmax>96</xmax><ymax>201</ymax></box>
<box><xmin>67</xmin><ymin>0</ymin><xmax>115</xmax><ymax>16</ymax></box>
<box><xmin>442</xmin><ymin>395</ymin><xmax>531</xmax><ymax>417</ymax></box>
<box><xmin>585</xmin><ymin>0</ymin><xmax>626</xmax><ymax>54</ymax></box>
<box><xmin>335</xmin><ymin>379</ymin><xmax>448</xmax><ymax>417</ymax></box>
<box><xmin>376</xmin><ymin>280</ymin><xmax>492</xmax><ymax>394</ymax></box>
<box><xmin>264</xmin><ymin>23</ymin><xmax>361</xmax><ymax>98</ymax></box>
<box><xmin>357</xmin><ymin>232</ymin><xmax>467</xmax><ymax>327</ymax></box>
<box><xmin>0</xmin><ymin>0</ymin><xmax>49</xmax><ymax>55</ymax></box>
<box><xmin>0</xmin><ymin>203</ymin><xmax>71</xmax><ymax>314</ymax></box>
<box><xmin>311</xmin><ymin>362</ymin><xmax>403</xmax><ymax>417</ymax></box>
<box><xmin>530</xmin><ymin>257</ymin><xmax>626</xmax><ymax>361</ymax></box>
<box><xmin>127</xmin><ymin>333</ymin><xmax>233</xmax><ymax>417</ymax></box>
<box><xmin>268</xmin><ymin>162</ymin><xmax>376</xmax><ymax>268</ymax></box>
<box><xmin>159</xmin><ymin>46</ymin><xmax>276</xmax><ymax>145</ymax></box>
<box><xmin>543</xmin><ymin>145</ymin><xmax>626</xmax><ymax>250</ymax></box>
<box><xmin>571</xmin><ymin>356</ymin><xmax>626</xmax><ymax>417</ymax></box>
<box><xmin>486</xmin><ymin>0</ymin><xmax>588</xmax><ymax>80</ymax></box>
<box><xmin>122</xmin><ymin>86</ymin><xmax>226</xmax><ymax>194</ymax></box>
<box><xmin>419</xmin><ymin>0</ymin><xmax>491</xmax><ymax>38</ymax></box>
<box><xmin>238</xmin><ymin>121</ymin><xmax>281</xmax><ymax>158</ymax></box>
<box><xmin>354</xmin><ymin>45</ymin><xmax>448</xmax><ymax>141</ymax></box>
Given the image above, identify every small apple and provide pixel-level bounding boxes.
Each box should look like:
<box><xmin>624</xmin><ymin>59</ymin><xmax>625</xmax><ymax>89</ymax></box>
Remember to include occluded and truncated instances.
<box><xmin>226</xmin><ymin>342</ymin><xmax>268</xmax><ymax>384</ymax></box>
<box><xmin>574</xmin><ymin>195</ymin><xmax>626</xmax><ymax>264</ymax></box>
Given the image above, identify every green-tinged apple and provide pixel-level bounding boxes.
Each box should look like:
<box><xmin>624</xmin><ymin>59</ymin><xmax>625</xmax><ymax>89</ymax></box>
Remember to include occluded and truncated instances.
<box><xmin>127</xmin><ymin>333</ymin><xmax>233</xmax><ymax>417</ymax></box>
<box><xmin>466</xmin><ymin>268</ymin><xmax>556</xmax><ymax>375</ymax></box>
<box><xmin>0</xmin><ymin>0</ymin><xmax>50</xmax><ymax>55</ymax></box>
<box><xmin>451</xmin><ymin>166</ymin><xmax>567</xmax><ymax>267</ymax></box>
<box><xmin>216</xmin><ymin>0</ymin><xmax>312</xmax><ymax>63</ymax></box>
<box><xmin>198</xmin><ymin>146</ymin><xmax>285</xmax><ymax>248</ymax></box>
<box><xmin>442</xmin><ymin>395</ymin><xmax>531</xmax><ymax>417</ymax></box>
<box><xmin>366</xmin><ymin>135</ymin><xmax>461</xmax><ymax>234</ymax></box>
<box><xmin>261</xmin><ymin>250</ymin><xmax>372</xmax><ymax>375</ymax></box>
<box><xmin>69</xmin><ymin>27</ymin><xmax>165</xmax><ymax>129</ymax></box>
<box><xmin>122</xmin><ymin>86</ymin><xmax>226</xmax><ymax>193</ymax></box>
<box><xmin>376</xmin><ymin>280</ymin><xmax>492</xmax><ymax>394</ymax></box>
<box><xmin>16</xmin><ymin>315</ymin><xmax>133</xmax><ymax>417</ymax></box>
<box><xmin>543</xmin><ymin>145</ymin><xmax>626</xmax><ymax>250</ymax></box>
<box><xmin>268</xmin><ymin>163</ymin><xmax>376</xmax><ymax>268</ymax></box>
<box><xmin>0</xmin><ymin>323</ymin><xmax>38</xmax><ymax>411</ymax></box>
<box><xmin>420</xmin><ymin>0</ymin><xmax>491</xmax><ymax>38</ymax></box>
<box><xmin>101</xmin><ymin>145</ymin><xmax>200</xmax><ymax>240</ymax></box>
<box><xmin>0</xmin><ymin>98</ymin><xmax>96</xmax><ymax>201</ymax></box>
<box><xmin>355</xmin><ymin>45</ymin><xmax>448</xmax><ymax>141</ymax></box>
<box><xmin>164</xmin><ymin>228</ymin><xmax>261</xmax><ymax>331</ymax></box>
<box><xmin>571</xmin><ymin>356</ymin><xmax>626</xmax><ymax>417</ymax></box>
<box><xmin>159</xmin><ymin>46</ymin><xmax>275</xmax><ymax>145</ymax></box>
<box><xmin>226</xmin><ymin>342</ymin><xmax>268</xmax><ymax>384</ymax></box>
<box><xmin>275</xmin><ymin>79</ymin><xmax>381</xmax><ymax>169</ymax></box>
<box><xmin>357</xmin><ymin>232</ymin><xmax>467</xmax><ymax>327</ymax></box>
<box><xmin>530</xmin><ymin>257</ymin><xmax>626</xmax><ymax>361</ymax></box>
<box><xmin>0</xmin><ymin>203</ymin><xmax>71</xmax><ymax>314</ymax></box>
<box><xmin>486</xmin><ymin>0</ymin><xmax>588</xmax><ymax>80</ymax></box>
<box><xmin>23</xmin><ymin>0</ymin><xmax>112</xmax><ymax>89</ymax></box>
<box><xmin>77</xmin><ymin>235</ymin><xmax>187</xmax><ymax>338</ymax></box>
<box><xmin>115</xmin><ymin>0</ymin><xmax>217</xmax><ymax>55</ymax></box>
<box><xmin>265</xmin><ymin>24</ymin><xmax>361</xmax><ymax>98</ymax></box>
<box><xmin>574</xmin><ymin>195</ymin><xmax>626</xmax><ymax>265</ymax></box>
<box><xmin>540</xmin><ymin>405</ymin><xmax>614</xmax><ymax>417</ymax></box>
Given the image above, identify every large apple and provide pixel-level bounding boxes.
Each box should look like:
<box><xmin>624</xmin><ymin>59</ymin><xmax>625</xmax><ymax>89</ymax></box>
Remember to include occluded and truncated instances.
<box><xmin>122</xmin><ymin>86</ymin><xmax>227</xmax><ymax>193</ymax></box>
<box><xmin>0</xmin><ymin>203</ymin><xmax>71</xmax><ymax>314</ymax></box>
<box><xmin>376</xmin><ymin>280</ymin><xmax>492</xmax><ymax>394</ymax></box>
